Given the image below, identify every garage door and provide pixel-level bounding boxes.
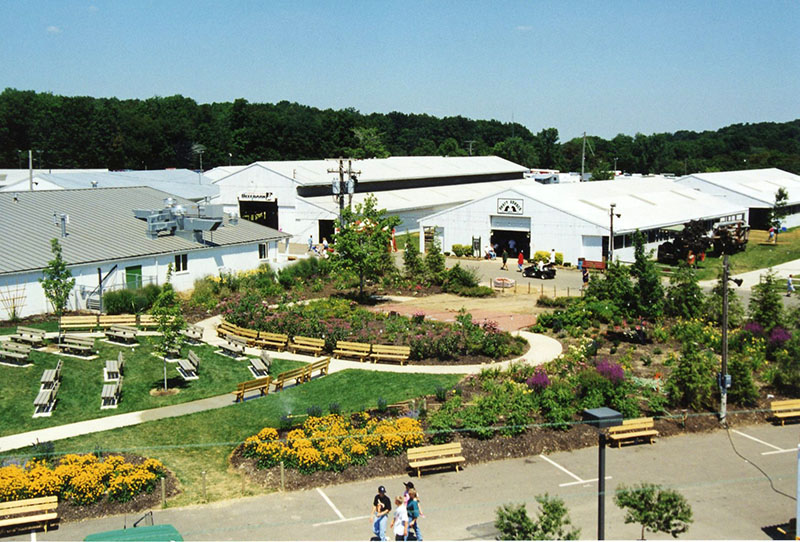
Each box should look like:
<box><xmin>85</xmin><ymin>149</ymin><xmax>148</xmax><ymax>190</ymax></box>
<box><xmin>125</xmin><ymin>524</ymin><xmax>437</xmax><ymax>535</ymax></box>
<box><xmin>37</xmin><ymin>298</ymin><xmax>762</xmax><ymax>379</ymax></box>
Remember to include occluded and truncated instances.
<box><xmin>490</xmin><ymin>215</ymin><xmax>531</xmax><ymax>231</ymax></box>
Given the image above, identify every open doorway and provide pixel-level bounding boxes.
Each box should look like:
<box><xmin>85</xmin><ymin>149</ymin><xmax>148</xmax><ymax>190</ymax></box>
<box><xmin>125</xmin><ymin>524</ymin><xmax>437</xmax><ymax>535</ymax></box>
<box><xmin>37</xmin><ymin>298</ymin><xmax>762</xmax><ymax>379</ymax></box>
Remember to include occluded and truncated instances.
<box><xmin>238</xmin><ymin>199</ymin><xmax>279</xmax><ymax>230</ymax></box>
<box><xmin>318</xmin><ymin>220</ymin><xmax>335</xmax><ymax>245</ymax></box>
<box><xmin>490</xmin><ymin>230</ymin><xmax>530</xmax><ymax>258</ymax></box>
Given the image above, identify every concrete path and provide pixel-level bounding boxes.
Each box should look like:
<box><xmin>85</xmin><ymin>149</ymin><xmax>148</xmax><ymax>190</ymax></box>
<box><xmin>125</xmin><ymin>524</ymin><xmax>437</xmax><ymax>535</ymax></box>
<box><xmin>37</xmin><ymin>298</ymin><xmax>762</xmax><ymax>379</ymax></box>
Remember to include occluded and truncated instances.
<box><xmin>0</xmin><ymin>319</ymin><xmax>561</xmax><ymax>453</ymax></box>
<box><xmin>22</xmin><ymin>423</ymin><xmax>800</xmax><ymax>541</ymax></box>
<box><xmin>699</xmin><ymin>257</ymin><xmax>800</xmax><ymax>290</ymax></box>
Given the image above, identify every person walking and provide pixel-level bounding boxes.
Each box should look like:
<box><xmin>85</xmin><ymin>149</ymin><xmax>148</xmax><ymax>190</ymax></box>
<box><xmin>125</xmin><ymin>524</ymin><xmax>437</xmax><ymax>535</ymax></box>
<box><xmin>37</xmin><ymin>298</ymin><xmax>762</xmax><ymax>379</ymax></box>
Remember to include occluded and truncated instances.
<box><xmin>517</xmin><ymin>251</ymin><xmax>524</xmax><ymax>272</ymax></box>
<box><xmin>788</xmin><ymin>274</ymin><xmax>795</xmax><ymax>297</ymax></box>
<box><xmin>582</xmin><ymin>267</ymin><xmax>590</xmax><ymax>290</ymax></box>
<box><xmin>307</xmin><ymin>235</ymin><xmax>313</xmax><ymax>251</ymax></box>
<box><xmin>549</xmin><ymin>248</ymin><xmax>556</xmax><ymax>265</ymax></box>
<box><xmin>405</xmin><ymin>486</ymin><xmax>422</xmax><ymax>541</ymax></box>
<box><xmin>390</xmin><ymin>495</ymin><xmax>408</xmax><ymax>541</ymax></box>
<box><xmin>372</xmin><ymin>485</ymin><xmax>391</xmax><ymax>541</ymax></box>
<box><xmin>501</xmin><ymin>249</ymin><xmax>509</xmax><ymax>270</ymax></box>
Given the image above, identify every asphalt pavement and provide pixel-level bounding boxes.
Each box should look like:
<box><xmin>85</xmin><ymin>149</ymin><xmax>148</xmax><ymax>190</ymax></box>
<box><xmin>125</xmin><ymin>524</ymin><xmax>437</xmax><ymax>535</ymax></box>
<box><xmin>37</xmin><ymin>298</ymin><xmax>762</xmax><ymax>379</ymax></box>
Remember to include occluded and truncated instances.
<box><xmin>27</xmin><ymin>422</ymin><xmax>800</xmax><ymax>541</ymax></box>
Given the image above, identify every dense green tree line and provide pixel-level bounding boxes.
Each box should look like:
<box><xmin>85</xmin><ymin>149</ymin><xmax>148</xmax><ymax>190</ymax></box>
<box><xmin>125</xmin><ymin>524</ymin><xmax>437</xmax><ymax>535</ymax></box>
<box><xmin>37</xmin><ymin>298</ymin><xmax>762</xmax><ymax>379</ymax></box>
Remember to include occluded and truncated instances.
<box><xmin>1</xmin><ymin>88</ymin><xmax>798</xmax><ymax>174</ymax></box>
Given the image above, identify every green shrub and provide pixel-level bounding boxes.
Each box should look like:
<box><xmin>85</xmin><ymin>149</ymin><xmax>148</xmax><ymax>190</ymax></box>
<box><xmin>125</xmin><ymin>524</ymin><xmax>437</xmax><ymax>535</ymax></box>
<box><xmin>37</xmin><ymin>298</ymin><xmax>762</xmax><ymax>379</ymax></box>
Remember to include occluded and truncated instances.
<box><xmin>103</xmin><ymin>285</ymin><xmax>161</xmax><ymax>314</ymax></box>
<box><xmin>536</xmin><ymin>296</ymin><xmax>575</xmax><ymax>308</ymax></box>
<box><xmin>665</xmin><ymin>346</ymin><xmax>716</xmax><ymax>410</ymax></box>
<box><xmin>451</xmin><ymin>244</ymin><xmax>467</xmax><ymax>257</ymax></box>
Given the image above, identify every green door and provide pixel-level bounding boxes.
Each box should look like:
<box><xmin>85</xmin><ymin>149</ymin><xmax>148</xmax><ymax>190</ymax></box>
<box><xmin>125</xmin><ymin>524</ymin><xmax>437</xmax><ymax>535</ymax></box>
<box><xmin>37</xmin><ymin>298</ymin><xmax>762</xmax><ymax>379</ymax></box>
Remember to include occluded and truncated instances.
<box><xmin>125</xmin><ymin>266</ymin><xmax>142</xmax><ymax>289</ymax></box>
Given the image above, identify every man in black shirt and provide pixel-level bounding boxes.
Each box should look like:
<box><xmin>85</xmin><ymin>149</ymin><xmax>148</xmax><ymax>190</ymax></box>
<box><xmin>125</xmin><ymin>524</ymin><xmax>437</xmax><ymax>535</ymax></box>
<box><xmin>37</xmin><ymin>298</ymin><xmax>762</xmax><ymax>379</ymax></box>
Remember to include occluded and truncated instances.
<box><xmin>372</xmin><ymin>485</ymin><xmax>391</xmax><ymax>541</ymax></box>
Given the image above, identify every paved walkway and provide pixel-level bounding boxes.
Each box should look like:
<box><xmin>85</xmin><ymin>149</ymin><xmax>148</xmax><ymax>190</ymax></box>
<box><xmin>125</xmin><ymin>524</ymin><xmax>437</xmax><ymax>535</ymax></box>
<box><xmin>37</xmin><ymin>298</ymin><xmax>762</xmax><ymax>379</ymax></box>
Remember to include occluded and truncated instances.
<box><xmin>0</xmin><ymin>317</ymin><xmax>561</xmax><ymax>453</ymax></box>
<box><xmin>699</xmin><ymin>257</ymin><xmax>800</xmax><ymax>290</ymax></box>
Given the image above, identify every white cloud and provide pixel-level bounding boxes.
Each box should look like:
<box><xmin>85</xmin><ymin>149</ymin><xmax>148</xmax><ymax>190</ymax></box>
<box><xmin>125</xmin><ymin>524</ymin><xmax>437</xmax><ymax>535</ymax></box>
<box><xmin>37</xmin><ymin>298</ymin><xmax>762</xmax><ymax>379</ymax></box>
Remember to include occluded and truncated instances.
<box><xmin>515</xmin><ymin>25</ymin><xmax>532</xmax><ymax>32</ymax></box>
<box><xmin>46</xmin><ymin>25</ymin><xmax>62</xmax><ymax>34</ymax></box>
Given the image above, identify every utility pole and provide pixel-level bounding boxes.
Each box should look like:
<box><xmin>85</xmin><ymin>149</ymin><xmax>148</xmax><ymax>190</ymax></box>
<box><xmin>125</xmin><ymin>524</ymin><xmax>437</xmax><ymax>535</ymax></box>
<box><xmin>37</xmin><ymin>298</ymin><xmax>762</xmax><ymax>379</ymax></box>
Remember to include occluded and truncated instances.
<box><xmin>464</xmin><ymin>140</ymin><xmax>476</xmax><ymax>156</ymax></box>
<box><xmin>720</xmin><ymin>254</ymin><xmax>730</xmax><ymax>423</ymax></box>
<box><xmin>327</xmin><ymin>157</ymin><xmax>360</xmax><ymax>225</ymax></box>
<box><xmin>581</xmin><ymin>132</ymin><xmax>586</xmax><ymax>181</ymax></box>
<box><xmin>609</xmin><ymin>203</ymin><xmax>620</xmax><ymax>265</ymax></box>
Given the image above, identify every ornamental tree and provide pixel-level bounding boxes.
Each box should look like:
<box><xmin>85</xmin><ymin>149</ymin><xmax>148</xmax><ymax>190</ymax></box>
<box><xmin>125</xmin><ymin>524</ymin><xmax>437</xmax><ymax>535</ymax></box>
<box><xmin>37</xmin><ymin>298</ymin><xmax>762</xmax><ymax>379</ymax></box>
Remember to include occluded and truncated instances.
<box><xmin>40</xmin><ymin>238</ymin><xmax>76</xmax><ymax>339</ymax></box>
<box><xmin>494</xmin><ymin>495</ymin><xmax>580</xmax><ymax>540</ymax></box>
<box><xmin>769</xmin><ymin>187</ymin><xmax>789</xmax><ymax>243</ymax></box>
<box><xmin>614</xmin><ymin>483</ymin><xmax>693</xmax><ymax>539</ymax></box>
<box><xmin>151</xmin><ymin>265</ymin><xmax>186</xmax><ymax>390</ymax></box>
<box><xmin>332</xmin><ymin>194</ymin><xmax>400</xmax><ymax>298</ymax></box>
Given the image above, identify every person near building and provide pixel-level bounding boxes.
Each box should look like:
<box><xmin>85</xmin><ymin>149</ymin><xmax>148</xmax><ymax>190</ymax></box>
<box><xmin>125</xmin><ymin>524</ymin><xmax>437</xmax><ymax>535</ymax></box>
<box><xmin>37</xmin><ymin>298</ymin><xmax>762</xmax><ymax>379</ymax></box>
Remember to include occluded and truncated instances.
<box><xmin>549</xmin><ymin>248</ymin><xmax>556</xmax><ymax>265</ymax></box>
<box><xmin>582</xmin><ymin>267</ymin><xmax>590</xmax><ymax>290</ymax></box>
<box><xmin>307</xmin><ymin>235</ymin><xmax>313</xmax><ymax>251</ymax></box>
<box><xmin>517</xmin><ymin>251</ymin><xmax>524</xmax><ymax>272</ymax></box>
<box><xmin>390</xmin><ymin>495</ymin><xmax>408</xmax><ymax>541</ymax></box>
<box><xmin>500</xmin><ymin>249</ymin><xmax>509</xmax><ymax>270</ymax></box>
<box><xmin>322</xmin><ymin>237</ymin><xmax>329</xmax><ymax>252</ymax></box>
<box><xmin>372</xmin><ymin>485</ymin><xmax>391</xmax><ymax>541</ymax></box>
<box><xmin>788</xmin><ymin>274</ymin><xmax>795</xmax><ymax>297</ymax></box>
<box><xmin>508</xmin><ymin>238</ymin><xmax>517</xmax><ymax>254</ymax></box>
<box><xmin>769</xmin><ymin>227</ymin><xmax>776</xmax><ymax>243</ymax></box>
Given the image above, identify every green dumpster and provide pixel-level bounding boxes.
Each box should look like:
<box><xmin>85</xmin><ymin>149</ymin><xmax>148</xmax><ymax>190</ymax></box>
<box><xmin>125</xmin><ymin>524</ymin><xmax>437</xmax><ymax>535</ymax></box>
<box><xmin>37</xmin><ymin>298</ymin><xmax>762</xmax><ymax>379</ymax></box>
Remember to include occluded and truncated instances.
<box><xmin>84</xmin><ymin>524</ymin><xmax>183</xmax><ymax>541</ymax></box>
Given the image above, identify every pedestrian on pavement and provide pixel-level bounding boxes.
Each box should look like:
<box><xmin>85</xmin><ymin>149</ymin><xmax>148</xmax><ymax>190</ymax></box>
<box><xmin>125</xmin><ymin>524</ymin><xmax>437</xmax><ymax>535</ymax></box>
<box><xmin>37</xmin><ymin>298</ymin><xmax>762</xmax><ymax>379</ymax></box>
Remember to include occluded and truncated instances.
<box><xmin>582</xmin><ymin>267</ymin><xmax>589</xmax><ymax>290</ymax></box>
<box><xmin>390</xmin><ymin>495</ymin><xmax>408</xmax><ymax>541</ymax></box>
<box><xmin>501</xmin><ymin>249</ymin><xmax>508</xmax><ymax>270</ymax></box>
<box><xmin>517</xmin><ymin>251</ymin><xmax>524</xmax><ymax>272</ymax></box>
<box><xmin>788</xmin><ymin>274</ymin><xmax>795</xmax><ymax>297</ymax></box>
<box><xmin>549</xmin><ymin>248</ymin><xmax>556</xmax><ymax>265</ymax></box>
<box><xmin>405</xmin><ymin>485</ymin><xmax>422</xmax><ymax>541</ymax></box>
<box><xmin>322</xmin><ymin>237</ymin><xmax>329</xmax><ymax>252</ymax></box>
<box><xmin>307</xmin><ymin>235</ymin><xmax>313</xmax><ymax>251</ymax></box>
<box><xmin>769</xmin><ymin>227</ymin><xmax>776</xmax><ymax>243</ymax></box>
<box><xmin>372</xmin><ymin>485</ymin><xmax>391</xmax><ymax>541</ymax></box>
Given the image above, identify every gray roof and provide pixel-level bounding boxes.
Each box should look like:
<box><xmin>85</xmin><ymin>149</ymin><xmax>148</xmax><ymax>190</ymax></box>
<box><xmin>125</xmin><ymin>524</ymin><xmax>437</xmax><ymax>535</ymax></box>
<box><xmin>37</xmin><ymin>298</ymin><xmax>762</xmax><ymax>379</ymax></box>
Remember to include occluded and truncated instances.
<box><xmin>0</xmin><ymin>187</ymin><xmax>287</xmax><ymax>275</ymax></box>
<box><xmin>0</xmin><ymin>169</ymin><xmax>219</xmax><ymax>201</ymax></box>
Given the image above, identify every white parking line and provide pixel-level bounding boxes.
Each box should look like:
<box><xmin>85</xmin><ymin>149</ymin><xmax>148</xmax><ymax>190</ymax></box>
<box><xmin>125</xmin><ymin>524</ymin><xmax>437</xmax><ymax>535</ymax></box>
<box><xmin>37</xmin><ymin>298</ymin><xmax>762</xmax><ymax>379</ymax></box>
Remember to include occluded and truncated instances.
<box><xmin>317</xmin><ymin>488</ymin><xmax>345</xmax><ymax>521</ymax></box>
<box><xmin>761</xmin><ymin>448</ymin><xmax>797</xmax><ymax>456</ymax></box>
<box><xmin>313</xmin><ymin>514</ymin><xmax>371</xmax><ymax>527</ymax></box>
<box><xmin>559</xmin><ymin>476</ymin><xmax>612</xmax><ymax>487</ymax></box>
<box><xmin>731</xmin><ymin>430</ymin><xmax>783</xmax><ymax>451</ymax></box>
<box><xmin>539</xmin><ymin>454</ymin><xmax>583</xmax><ymax>481</ymax></box>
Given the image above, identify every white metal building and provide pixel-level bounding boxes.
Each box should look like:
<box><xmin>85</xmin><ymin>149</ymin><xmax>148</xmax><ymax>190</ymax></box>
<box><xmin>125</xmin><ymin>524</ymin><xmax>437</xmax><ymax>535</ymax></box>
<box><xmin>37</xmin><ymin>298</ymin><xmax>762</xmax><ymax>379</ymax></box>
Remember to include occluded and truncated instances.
<box><xmin>418</xmin><ymin>178</ymin><xmax>747</xmax><ymax>265</ymax></box>
<box><xmin>208</xmin><ymin>156</ymin><xmax>529</xmax><ymax>243</ymax></box>
<box><xmin>0</xmin><ymin>187</ymin><xmax>288</xmax><ymax>320</ymax></box>
<box><xmin>675</xmin><ymin>168</ymin><xmax>800</xmax><ymax>229</ymax></box>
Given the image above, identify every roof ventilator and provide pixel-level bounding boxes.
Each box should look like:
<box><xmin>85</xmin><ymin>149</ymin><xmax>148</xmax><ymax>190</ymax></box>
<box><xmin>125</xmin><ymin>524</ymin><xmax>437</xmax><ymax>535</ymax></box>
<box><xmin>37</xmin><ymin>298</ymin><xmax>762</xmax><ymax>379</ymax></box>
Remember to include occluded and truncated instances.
<box><xmin>133</xmin><ymin>198</ymin><xmax>228</xmax><ymax>243</ymax></box>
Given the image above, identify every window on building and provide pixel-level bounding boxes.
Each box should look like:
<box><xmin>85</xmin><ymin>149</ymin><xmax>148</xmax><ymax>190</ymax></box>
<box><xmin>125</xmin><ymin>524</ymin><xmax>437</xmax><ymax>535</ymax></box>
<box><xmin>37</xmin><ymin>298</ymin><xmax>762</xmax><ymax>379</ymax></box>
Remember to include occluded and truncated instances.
<box><xmin>258</xmin><ymin>243</ymin><xmax>268</xmax><ymax>260</ymax></box>
<box><xmin>174</xmin><ymin>253</ymin><xmax>188</xmax><ymax>272</ymax></box>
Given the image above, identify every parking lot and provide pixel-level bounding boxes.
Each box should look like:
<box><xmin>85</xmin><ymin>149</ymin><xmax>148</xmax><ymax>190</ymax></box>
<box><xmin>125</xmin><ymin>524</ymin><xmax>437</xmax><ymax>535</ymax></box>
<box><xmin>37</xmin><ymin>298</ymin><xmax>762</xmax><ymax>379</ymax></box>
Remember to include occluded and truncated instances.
<box><xmin>36</xmin><ymin>422</ymin><xmax>798</xmax><ymax>541</ymax></box>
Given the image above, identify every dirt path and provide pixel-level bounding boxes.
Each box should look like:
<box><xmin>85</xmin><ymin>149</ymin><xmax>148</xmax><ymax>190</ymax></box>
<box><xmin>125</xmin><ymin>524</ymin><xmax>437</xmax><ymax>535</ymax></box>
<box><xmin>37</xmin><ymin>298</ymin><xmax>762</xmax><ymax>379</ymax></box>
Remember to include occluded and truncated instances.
<box><xmin>371</xmin><ymin>292</ymin><xmax>548</xmax><ymax>331</ymax></box>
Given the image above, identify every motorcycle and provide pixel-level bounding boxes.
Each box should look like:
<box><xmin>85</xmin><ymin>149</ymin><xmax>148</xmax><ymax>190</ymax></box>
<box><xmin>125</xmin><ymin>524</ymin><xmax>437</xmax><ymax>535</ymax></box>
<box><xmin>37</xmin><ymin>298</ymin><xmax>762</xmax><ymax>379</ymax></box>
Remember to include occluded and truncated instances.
<box><xmin>522</xmin><ymin>262</ymin><xmax>556</xmax><ymax>279</ymax></box>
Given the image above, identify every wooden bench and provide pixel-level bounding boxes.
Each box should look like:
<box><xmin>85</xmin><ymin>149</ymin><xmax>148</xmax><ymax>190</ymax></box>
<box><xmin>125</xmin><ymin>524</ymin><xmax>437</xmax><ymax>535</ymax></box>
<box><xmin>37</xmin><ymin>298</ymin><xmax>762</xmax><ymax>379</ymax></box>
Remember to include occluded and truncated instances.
<box><xmin>289</xmin><ymin>336</ymin><xmax>325</xmax><ymax>355</ymax></box>
<box><xmin>104</xmin><ymin>352</ymin><xmax>125</xmax><ymax>381</ymax></box>
<box><xmin>137</xmin><ymin>314</ymin><xmax>174</xmax><ymax>329</ymax></box>
<box><xmin>57</xmin><ymin>335</ymin><xmax>95</xmax><ymax>356</ymax></box>
<box><xmin>580</xmin><ymin>259</ymin><xmax>606</xmax><ymax>270</ymax></box>
<box><xmin>216</xmin><ymin>319</ymin><xmax>241</xmax><ymax>338</ymax></box>
<box><xmin>0</xmin><ymin>496</ymin><xmax>59</xmax><ymax>534</ymax></box>
<box><xmin>250</xmin><ymin>351</ymin><xmax>271</xmax><ymax>377</ymax></box>
<box><xmin>370</xmin><ymin>344</ymin><xmax>411</xmax><ymax>365</ymax></box>
<box><xmin>59</xmin><ymin>315</ymin><xmax>99</xmax><ymax>331</ymax></box>
<box><xmin>607</xmin><ymin>417</ymin><xmax>659</xmax><ymax>447</ymax></box>
<box><xmin>273</xmin><ymin>365</ymin><xmax>312</xmax><ymax>392</ymax></box>
<box><xmin>40</xmin><ymin>360</ymin><xmax>63</xmax><ymax>390</ymax></box>
<box><xmin>407</xmin><ymin>442</ymin><xmax>465</xmax><ymax>478</ymax></box>
<box><xmin>33</xmin><ymin>382</ymin><xmax>59</xmax><ymax>417</ymax></box>
<box><xmin>177</xmin><ymin>351</ymin><xmax>201</xmax><ymax>380</ymax></box>
<box><xmin>181</xmin><ymin>324</ymin><xmax>204</xmax><ymax>343</ymax></box>
<box><xmin>770</xmin><ymin>399</ymin><xmax>800</xmax><ymax>425</ymax></box>
<box><xmin>101</xmin><ymin>377</ymin><xmax>123</xmax><ymax>409</ymax></box>
<box><xmin>98</xmin><ymin>314</ymin><xmax>137</xmax><ymax>329</ymax></box>
<box><xmin>255</xmin><ymin>331</ymin><xmax>289</xmax><ymax>351</ymax></box>
<box><xmin>0</xmin><ymin>342</ymin><xmax>32</xmax><ymax>364</ymax></box>
<box><xmin>308</xmin><ymin>357</ymin><xmax>331</xmax><ymax>378</ymax></box>
<box><xmin>220</xmin><ymin>334</ymin><xmax>247</xmax><ymax>358</ymax></box>
<box><xmin>10</xmin><ymin>326</ymin><xmax>46</xmax><ymax>347</ymax></box>
<box><xmin>231</xmin><ymin>376</ymin><xmax>272</xmax><ymax>403</ymax></box>
<box><xmin>333</xmin><ymin>340</ymin><xmax>372</xmax><ymax>362</ymax></box>
<box><xmin>105</xmin><ymin>325</ymin><xmax>139</xmax><ymax>344</ymax></box>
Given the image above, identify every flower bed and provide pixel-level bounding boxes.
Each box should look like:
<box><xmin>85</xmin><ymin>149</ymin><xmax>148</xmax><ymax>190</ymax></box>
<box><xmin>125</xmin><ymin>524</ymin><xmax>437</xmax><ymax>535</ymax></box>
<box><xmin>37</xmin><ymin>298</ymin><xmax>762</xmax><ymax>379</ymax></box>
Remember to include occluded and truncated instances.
<box><xmin>0</xmin><ymin>453</ymin><xmax>165</xmax><ymax>504</ymax></box>
<box><xmin>241</xmin><ymin>414</ymin><xmax>424</xmax><ymax>474</ymax></box>
<box><xmin>219</xmin><ymin>297</ymin><xmax>525</xmax><ymax>361</ymax></box>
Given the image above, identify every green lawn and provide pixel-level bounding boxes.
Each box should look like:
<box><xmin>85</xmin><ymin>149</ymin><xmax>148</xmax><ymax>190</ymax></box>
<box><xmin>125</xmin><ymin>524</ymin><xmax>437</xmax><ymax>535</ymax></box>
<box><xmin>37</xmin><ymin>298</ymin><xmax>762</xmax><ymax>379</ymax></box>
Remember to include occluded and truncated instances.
<box><xmin>663</xmin><ymin>227</ymin><xmax>800</xmax><ymax>281</ymax></box>
<box><xmin>0</xmin><ymin>336</ymin><xmax>305</xmax><ymax>437</ymax></box>
<box><xmin>8</xmin><ymin>370</ymin><xmax>462</xmax><ymax>506</ymax></box>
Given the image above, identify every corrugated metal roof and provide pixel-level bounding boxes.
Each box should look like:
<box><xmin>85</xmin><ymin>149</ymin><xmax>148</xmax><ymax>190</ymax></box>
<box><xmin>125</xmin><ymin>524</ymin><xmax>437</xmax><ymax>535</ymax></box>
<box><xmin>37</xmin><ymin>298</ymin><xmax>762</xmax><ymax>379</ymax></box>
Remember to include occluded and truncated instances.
<box><xmin>676</xmin><ymin>168</ymin><xmax>800</xmax><ymax>206</ymax></box>
<box><xmin>0</xmin><ymin>187</ymin><xmax>287</xmax><ymax>275</ymax></box>
<box><xmin>215</xmin><ymin>156</ymin><xmax>528</xmax><ymax>186</ymax></box>
<box><xmin>0</xmin><ymin>169</ymin><xmax>219</xmax><ymax>201</ymax></box>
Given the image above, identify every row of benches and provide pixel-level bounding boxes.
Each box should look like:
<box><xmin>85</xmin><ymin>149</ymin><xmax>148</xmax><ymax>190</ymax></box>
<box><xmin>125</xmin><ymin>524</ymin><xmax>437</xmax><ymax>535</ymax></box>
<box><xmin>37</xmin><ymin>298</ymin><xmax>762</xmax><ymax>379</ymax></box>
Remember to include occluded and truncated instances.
<box><xmin>232</xmin><ymin>357</ymin><xmax>331</xmax><ymax>402</ymax></box>
<box><xmin>216</xmin><ymin>321</ymin><xmax>412</xmax><ymax>364</ymax></box>
<box><xmin>60</xmin><ymin>314</ymin><xmax>171</xmax><ymax>331</ymax></box>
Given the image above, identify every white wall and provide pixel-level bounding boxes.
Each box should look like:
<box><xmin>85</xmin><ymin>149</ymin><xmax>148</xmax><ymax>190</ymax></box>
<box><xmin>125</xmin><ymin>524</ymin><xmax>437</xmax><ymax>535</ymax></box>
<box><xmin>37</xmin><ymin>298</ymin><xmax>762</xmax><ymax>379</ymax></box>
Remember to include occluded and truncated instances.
<box><xmin>0</xmin><ymin>241</ymin><xmax>283</xmax><ymax>320</ymax></box>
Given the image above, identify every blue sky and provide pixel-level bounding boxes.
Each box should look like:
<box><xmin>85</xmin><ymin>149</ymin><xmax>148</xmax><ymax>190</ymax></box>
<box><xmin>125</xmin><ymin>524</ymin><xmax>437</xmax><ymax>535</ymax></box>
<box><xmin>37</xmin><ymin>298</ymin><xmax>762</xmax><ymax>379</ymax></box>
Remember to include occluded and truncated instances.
<box><xmin>2</xmin><ymin>0</ymin><xmax>798</xmax><ymax>141</ymax></box>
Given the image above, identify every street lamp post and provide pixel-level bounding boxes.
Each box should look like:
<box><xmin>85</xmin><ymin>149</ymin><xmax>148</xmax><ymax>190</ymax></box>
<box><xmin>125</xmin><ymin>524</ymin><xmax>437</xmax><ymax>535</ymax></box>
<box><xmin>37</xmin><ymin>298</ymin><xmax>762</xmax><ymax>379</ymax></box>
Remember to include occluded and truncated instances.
<box><xmin>609</xmin><ymin>203</ymin><xmax>621</xmax><ymax>265</ymax></box>
<box><xmin>613</xmin><ymin>157</ymin><xmax>618</xmax><ymax>175</ymax></box>
<box><xmin>583</xmin><ymin>407</ymin><xmax>623</xmax><ymax>540</ymax></box>
<box><xmin>720</xmin><ymin>254</ymin><xmax>742</xmax><ymax>423</ymax></box>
